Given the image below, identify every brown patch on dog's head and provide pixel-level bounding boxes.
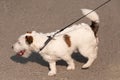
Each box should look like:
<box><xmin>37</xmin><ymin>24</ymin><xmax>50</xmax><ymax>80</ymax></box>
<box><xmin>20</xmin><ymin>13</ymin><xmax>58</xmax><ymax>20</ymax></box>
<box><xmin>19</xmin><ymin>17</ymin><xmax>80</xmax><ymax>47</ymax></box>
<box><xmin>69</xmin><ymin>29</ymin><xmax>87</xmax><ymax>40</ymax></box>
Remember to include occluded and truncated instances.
<box><xmin>25</xmin><ymin>36</ymin><xmax>33</xmax><ymax>45</ymax></box>
<box><xmin>26</xmin><ymin>31</ymin><xmax>32</xmax><ymax>34</ymax></box>
<box><xmin>63</xmin><ymin>34</ymin><xmax>71</xmax><ymax>47</ymax></box>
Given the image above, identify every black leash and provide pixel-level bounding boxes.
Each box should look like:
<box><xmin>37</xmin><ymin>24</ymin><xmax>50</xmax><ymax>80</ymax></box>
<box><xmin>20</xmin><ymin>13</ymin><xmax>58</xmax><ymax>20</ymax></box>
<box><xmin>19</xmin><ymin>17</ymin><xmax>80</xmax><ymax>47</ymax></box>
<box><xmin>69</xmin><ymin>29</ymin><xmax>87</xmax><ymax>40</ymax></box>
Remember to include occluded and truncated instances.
<box><xmin>39</xmin><ymin>0</ymin><xmax>111</xmax><ymax>52</ymax></box>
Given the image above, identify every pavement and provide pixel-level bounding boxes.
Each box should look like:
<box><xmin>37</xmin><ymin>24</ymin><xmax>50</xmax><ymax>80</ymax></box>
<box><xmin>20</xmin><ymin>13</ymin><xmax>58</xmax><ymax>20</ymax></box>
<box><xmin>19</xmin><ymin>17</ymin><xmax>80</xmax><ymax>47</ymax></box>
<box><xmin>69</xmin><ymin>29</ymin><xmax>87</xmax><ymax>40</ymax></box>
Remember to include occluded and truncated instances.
<box><xmin>0</xmin><ymin>0</ymin><xmax>120</xmax><ymax>80</ymax></box>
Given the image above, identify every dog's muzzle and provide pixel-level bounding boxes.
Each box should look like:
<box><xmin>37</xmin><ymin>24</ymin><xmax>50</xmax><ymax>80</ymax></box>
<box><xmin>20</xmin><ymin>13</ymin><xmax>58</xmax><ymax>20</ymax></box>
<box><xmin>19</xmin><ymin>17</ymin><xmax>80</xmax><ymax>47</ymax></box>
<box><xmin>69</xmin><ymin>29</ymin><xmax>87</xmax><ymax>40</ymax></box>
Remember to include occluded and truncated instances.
<box><xmin>17</xmin><ymin>50</ymin><xmax>26</xmax><ymax>56</ymax></box>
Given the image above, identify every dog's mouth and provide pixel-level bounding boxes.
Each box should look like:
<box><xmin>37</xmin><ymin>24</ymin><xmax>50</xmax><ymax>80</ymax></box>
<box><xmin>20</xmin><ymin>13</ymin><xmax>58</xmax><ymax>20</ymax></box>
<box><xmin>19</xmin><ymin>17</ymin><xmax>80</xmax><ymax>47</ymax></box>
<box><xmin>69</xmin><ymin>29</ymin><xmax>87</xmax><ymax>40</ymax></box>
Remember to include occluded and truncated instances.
<box><xmin>17</xmin><ymin>50</ymin><xmax>26</xmax><ymax>56</ymax></box>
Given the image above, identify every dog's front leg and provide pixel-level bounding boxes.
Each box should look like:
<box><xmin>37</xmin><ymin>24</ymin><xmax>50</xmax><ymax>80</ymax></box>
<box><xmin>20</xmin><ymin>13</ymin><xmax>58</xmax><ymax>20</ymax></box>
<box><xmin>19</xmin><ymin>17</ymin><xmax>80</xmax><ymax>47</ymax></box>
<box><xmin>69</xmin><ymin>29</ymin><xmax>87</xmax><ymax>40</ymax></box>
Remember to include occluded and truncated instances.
<box><xmin>48</xmin><ymin>61</ymin><xmax>56</xmax><ymax>76</ymax></box>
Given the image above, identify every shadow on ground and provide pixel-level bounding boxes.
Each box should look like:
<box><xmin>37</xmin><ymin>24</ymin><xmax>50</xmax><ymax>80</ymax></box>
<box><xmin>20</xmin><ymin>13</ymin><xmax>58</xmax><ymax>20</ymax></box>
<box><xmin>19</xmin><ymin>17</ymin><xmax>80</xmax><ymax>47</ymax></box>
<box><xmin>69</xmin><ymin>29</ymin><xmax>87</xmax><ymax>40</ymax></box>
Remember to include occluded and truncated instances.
<box><xmin>10</xmin><ymin>52</ymin><xmax>88</xmax><ymax>68</ymax></box>
<box><xmin>10</xmin><ymin>52</ymin><xmax>49</xmax><ymax>67</ymax></box>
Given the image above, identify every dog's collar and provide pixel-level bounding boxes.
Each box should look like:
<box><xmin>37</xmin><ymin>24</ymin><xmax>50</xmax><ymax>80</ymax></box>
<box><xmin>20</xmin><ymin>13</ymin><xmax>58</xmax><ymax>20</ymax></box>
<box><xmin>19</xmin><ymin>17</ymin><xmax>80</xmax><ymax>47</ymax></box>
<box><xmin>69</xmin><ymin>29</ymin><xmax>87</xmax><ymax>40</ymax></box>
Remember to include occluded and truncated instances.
<box><xmin>38</xmin><ymin>36</ymin><xmax>53</xmax><ymax>52</ymax></box>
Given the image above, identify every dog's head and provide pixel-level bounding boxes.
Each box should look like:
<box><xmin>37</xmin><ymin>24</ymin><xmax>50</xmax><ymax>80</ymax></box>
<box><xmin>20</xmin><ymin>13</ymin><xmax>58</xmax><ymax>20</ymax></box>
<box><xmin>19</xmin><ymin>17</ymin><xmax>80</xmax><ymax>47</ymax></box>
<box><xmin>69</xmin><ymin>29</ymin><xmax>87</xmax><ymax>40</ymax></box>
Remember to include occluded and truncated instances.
<box><xmin>12</xmin><ymin>31</ymin><xmax>44</xmax><ymax>58</ymax></box>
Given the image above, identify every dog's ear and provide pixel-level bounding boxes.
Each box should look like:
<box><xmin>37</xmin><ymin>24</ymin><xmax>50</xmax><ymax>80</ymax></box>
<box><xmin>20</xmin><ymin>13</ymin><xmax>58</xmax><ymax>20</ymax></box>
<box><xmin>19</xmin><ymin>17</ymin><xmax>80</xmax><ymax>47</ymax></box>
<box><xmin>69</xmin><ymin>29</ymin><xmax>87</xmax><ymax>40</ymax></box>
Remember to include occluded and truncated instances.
<box><xmin>25</xmin><ymin>36</ymin><xmax>33</xmax><ymax>45</ymax></box>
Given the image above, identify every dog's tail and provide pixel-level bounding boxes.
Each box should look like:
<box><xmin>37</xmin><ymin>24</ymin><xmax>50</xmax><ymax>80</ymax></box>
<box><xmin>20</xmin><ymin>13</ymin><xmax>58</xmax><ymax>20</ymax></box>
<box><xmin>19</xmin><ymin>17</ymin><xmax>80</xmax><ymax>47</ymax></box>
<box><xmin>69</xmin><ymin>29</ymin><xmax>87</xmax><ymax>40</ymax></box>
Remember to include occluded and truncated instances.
<box><xmin>81</xmin><ymin>9</ymin><xmax>99</xmax><ymax>37</ymax></box>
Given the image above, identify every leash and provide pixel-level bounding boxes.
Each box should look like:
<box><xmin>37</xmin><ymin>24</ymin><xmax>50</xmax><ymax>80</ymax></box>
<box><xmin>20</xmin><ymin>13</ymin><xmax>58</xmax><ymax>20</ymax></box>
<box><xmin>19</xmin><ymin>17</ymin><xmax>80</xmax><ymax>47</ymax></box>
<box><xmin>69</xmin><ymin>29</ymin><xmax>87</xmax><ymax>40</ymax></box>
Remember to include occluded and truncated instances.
<box><xmin>38</xmin><ymin>0</ymin><xmax>111</xmax><ymax>52</ymax></box>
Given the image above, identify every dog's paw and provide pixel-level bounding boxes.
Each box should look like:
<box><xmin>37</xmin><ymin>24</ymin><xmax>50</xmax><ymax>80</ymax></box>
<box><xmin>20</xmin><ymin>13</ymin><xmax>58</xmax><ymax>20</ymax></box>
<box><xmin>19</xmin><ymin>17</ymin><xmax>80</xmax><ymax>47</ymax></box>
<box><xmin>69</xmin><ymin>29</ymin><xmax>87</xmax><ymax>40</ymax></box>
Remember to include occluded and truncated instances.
<box><xmin>82</xmin><ymin>64</ymin><xmax>89</xmax><ymax>69</ymax></box>
<box><xmin>67</xmin><ymin>66</ymin><xmax>75</xmax><ymax>70</ymax></box>
<box><xmin>48</xmin><ymin>71</ymin><xmax>56</xmax><ymax>76</ymax></box>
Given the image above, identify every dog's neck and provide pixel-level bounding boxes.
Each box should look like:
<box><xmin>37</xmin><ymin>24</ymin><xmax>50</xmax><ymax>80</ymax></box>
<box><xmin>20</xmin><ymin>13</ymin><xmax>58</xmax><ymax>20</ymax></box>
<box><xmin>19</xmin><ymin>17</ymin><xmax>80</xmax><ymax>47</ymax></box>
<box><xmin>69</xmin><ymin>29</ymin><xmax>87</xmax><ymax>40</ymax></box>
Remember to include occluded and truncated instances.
<box><xmin>31</xmin><ymin>34</ymin><xmax>49</xmax><ymax>53</ymax></box>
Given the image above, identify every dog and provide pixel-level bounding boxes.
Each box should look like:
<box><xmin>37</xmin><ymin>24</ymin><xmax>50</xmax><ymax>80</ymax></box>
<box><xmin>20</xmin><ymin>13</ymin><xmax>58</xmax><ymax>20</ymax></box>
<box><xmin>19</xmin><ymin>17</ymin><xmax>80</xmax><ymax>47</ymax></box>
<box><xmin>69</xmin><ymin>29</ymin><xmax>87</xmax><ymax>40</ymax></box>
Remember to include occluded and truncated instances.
<box><xmin>12</xmin><ymin>9</ymin><xmax>99</xmax><ymax>76</ymax></box>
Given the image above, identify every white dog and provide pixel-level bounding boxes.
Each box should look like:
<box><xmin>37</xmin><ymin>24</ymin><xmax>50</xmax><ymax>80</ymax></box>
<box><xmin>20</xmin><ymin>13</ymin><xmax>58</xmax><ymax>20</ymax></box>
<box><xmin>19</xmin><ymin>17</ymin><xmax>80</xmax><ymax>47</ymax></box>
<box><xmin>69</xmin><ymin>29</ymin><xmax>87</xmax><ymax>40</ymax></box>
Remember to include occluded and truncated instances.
<box><xmin>12</xmin><ymin>9</ymin><xmax>99</xmax><ymax>76</ymax></box>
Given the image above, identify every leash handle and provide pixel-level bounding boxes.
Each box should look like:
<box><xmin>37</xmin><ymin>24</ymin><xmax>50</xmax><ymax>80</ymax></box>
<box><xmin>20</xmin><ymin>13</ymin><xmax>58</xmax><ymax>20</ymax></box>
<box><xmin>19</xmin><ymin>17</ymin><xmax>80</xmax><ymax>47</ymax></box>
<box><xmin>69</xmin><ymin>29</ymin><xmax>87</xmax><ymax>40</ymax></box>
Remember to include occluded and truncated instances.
<box><xmin>39</xmin><ymin>0</ymin><xmax>111</xmax><ymax>52</ymax></box>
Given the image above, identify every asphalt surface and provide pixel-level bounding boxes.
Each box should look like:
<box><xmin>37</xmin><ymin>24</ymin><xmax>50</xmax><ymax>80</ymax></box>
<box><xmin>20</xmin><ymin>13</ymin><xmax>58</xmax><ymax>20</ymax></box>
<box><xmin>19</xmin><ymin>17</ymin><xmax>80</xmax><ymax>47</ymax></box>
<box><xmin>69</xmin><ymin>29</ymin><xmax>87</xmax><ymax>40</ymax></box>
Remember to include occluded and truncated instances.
<box><xmin>0</xmin><ymin>0</ymin><xmax>120</xmax><ymax>80</ymax></box>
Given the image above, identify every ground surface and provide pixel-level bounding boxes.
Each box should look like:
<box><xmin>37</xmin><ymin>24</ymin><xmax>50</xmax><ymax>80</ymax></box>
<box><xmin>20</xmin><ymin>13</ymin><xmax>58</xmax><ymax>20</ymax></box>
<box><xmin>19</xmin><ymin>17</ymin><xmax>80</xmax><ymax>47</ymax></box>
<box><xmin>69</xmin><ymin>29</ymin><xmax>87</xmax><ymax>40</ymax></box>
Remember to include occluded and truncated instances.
<box><xmin>0</xmin><ymin>0</ymin><xmax>120</xmax><ymax>80</ymax></box>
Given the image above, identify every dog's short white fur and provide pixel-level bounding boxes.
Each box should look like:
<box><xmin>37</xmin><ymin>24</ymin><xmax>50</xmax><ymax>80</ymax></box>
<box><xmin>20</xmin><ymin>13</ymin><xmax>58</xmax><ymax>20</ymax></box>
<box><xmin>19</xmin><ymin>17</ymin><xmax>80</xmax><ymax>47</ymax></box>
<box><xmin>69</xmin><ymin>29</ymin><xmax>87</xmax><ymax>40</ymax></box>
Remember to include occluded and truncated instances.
<box><xmin>12</xmin><ymin>9</ymin><xmax>99</xmax><ymax>76</ymax></box>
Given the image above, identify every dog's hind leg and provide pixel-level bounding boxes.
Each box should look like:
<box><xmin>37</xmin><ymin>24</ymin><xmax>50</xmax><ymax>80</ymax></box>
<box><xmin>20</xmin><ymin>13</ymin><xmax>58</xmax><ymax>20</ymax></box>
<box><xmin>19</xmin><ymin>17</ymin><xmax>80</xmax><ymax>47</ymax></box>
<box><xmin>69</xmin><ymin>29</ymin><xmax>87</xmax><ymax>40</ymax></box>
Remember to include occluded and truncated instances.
<box><xmin>62</xmin><ymin>55</ymin><xmax>75</xmax><ymax>70</ymax></box>
<box><xmin>82</xmin><ymin>55</ymin><xmax>96</xmax><ymax>69</ymax></box>
<box><xmin>79</xmin><ymin>46</ymin><xmax>98</xmax><ymax>69</ymax></box>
